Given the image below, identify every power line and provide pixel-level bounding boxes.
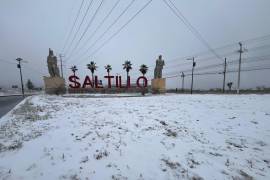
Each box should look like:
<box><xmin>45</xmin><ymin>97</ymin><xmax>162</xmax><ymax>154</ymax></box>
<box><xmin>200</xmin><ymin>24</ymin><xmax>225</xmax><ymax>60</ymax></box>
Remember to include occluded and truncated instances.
<box><xmin>171</xmin><ymin>53</ymin><xmax>270</xmax><ymax>72</ymax></box>
<box><xmin>124</xmin><ymin>53</ymin><xmax>270</xmax><ymax>78</ymax></box>
<box><xmin>66</xmin><ymin>0</ymin><xmax>105</xmax><ymax>60</ymax></box>
<box><xmin>227</xmin><ymin>54</ymin><xmax>270</xmax><ymax>66</ymax></box>
<box><xmin>163</xmin><ymin>0</ymin><xmax>222</xmax><ymax>61</ymax></box>
<box><xmin>163</xmin><ymin>54</ymin><xmax>270</xmax><ymax>77</ymax></box>
<box><xmin>24</xmin><ymin>64</ymin><xmax>47</xmax><ymax>76</ymax></box>
<box><xmin>61</xmin><ymin>0</ymin><xmax>85</xmax><ymax>53</ymax></box>
<box><xmin>164</xmin><ymin>66</ymin><xmax>270</xmax><ymax>79</ymax></box>
<box><xmin>0</xmin><ymin>58</ymin><xmax>16</xmax><ymax>65</ymax></box>
<box><xmin>147</xmin><ymin>43</ymin><xmax>270</xmax><ymax>73</ymax></box>
<box><xmin>86</xmin><ymin>0</ymin><xmax>153</xmax><ymax>59</ymax></box>
<box><xmin>162</xmin><ymin>34</ymin><xmax>270</xmax><ymax>65</ymax></box>
<box><xmin>64</xmin><ymin>0</ymin><xmax>94</xmax><ymax>55</ymax></box>
<box><xmin>228</xmin><ymin>66</ymin><xmax>270</xmax><ymax>73</ymax></box>
<box><xmin>242</xmin><ymin>34</ymin><xmax>270</xmax><ymax>44</ymax></box>
<box><xmin>247</xmin><ymin>44</ymin><xmax>270</xmax><ymax>52</ymax></box>
<box><xmin>0</xmin><ymin>57</ymin><xmax>47</xmax><ymax>76</ymax></box>
<box><xmin>157</xmin><ymin>51</ymin><xmax>237</xmax><ymax>71</ymax></box>
<box><xmin>67</xmin><ymin>0</ymin><xmax>121</xmax><ymax>62</ymax></box>
<box><xmin>72</xmin><ymin>0</ymin><xmax>136</xmax><ymax>65</ymax></box>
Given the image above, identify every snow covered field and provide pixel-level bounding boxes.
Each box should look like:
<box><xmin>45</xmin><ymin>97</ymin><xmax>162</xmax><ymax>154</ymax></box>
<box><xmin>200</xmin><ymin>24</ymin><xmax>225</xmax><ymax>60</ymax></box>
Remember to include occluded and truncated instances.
<box><xmin>0</xmin><ymin>94</ymin><xmax>270</xmax><ymax>179</ymax></box>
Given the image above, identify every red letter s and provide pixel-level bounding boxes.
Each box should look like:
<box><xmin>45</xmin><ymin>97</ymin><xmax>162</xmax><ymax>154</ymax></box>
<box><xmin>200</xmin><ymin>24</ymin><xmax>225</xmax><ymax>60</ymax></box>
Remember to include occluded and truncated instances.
<box><xmin>69</xmin><ymin>75</ymin><xmax>81</xmax><ymax>88</ymax></box>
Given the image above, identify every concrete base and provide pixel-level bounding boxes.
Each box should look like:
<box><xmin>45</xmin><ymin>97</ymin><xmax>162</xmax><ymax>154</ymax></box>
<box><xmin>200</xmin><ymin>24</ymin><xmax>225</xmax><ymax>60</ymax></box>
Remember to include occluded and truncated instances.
<box><xmin>151</xmin><ymin>78</ymin><xmax>166</xmax><ymax>94</ymax></box>
<box><xmin>43</xmin><ymin>76</ymin><xmax>66</xmax><ymax>95</ymax></box>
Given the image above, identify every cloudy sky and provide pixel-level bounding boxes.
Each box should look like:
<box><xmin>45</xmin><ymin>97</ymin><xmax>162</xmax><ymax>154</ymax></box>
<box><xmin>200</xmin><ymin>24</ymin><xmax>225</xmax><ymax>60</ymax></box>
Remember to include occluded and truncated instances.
<box><xmin>1</xmin><ymin>0</ymin><xmax>270</xmax><ymax>90</ymax></box>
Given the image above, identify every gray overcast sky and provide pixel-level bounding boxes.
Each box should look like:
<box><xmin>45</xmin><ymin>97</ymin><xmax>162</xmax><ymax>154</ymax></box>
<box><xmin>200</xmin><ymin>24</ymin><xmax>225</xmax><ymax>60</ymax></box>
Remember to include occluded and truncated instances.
<box><xmin>1</xmin><ymin>0</ymin><xmax>270</xmax><ymax>90</ymax></box>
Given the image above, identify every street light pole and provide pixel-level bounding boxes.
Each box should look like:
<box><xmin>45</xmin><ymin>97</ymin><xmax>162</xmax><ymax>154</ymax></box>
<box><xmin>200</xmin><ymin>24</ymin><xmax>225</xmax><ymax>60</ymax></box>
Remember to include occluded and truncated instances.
<box><xmin>16</xmin><ymin>58</ymin><xmax>25</xmax><ymax>98</ymax></box>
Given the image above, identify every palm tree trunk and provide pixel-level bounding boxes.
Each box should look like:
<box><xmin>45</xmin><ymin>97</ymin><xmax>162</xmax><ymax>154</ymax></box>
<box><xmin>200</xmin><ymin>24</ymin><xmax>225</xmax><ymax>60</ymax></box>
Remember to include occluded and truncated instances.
<box><xmin>143</xmin><ymin>74</ymin><xmax>145</xmax><ymax>86</ymax></box>
<box><xmin>92</xmin><ymin>73</ymin><xmax>94</xmax><ymax>86</ymax></box>
<box><xmin>127</xmin><ymin>71</ymin><xmax>129</xmax><ymax>87</ymax></box>
<box><xmin>142</xmin><ymin>74</ymin><xmax>145</xmax><ymax>96</ymax></box>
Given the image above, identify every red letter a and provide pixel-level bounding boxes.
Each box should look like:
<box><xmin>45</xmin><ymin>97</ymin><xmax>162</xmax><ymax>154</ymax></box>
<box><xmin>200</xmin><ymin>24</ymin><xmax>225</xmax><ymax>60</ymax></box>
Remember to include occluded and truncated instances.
<box><xmin>82</xmin><ymin>76</ymin><xmax>94</xmax><ymax>88</ymax></box>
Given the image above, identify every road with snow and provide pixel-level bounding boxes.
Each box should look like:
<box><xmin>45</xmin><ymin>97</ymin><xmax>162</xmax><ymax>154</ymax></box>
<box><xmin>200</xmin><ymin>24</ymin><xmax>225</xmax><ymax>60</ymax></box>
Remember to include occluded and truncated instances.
<box><xmin>0</xmin><ymin>96</ymin><xmax>24</xmax><ymax>118</ymax></box>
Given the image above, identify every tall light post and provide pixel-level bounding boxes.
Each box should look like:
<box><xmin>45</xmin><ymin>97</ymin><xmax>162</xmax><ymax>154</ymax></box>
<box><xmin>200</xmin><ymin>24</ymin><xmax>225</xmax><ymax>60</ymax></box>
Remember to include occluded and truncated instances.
<box><xmin>16</xmin><ymin>58</ymin><xmax>25</xmax><ymax>97</ymax></box>
<box><xmin>187</xmin><ymin>57</ymin><xmax>196</xmax><ymax>94</ymax></box>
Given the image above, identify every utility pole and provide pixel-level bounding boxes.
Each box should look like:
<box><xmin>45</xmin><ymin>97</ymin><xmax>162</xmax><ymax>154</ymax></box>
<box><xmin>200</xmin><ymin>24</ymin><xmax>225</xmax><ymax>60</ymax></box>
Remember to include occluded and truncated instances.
<box><xmin>59</xmin><ymin>54</ymin><xmax>64</xmax><ymax>78</ymax></box>
<box><xmin>237</xmin><ymin>42</ymin><xmax>247</xmax><ymax>94</ymax></box>
<box><xmin>181</xmin><ymin>72</ymin><xmax>185</xmax><ymax>92</ymax></box>
<box><xmin>187</xmin><ymin>57</ymin><xmax>196</xmax><ymax>94</ymax></box>
<box><xmin>222</xmin><ymin>58</ymin><xmax>227</xmax><ymax>93</ymax></box>
<box><xmin>16</xmin><ymin>58</ymin><xmax>25</xmax><ymax>98</ymax></box>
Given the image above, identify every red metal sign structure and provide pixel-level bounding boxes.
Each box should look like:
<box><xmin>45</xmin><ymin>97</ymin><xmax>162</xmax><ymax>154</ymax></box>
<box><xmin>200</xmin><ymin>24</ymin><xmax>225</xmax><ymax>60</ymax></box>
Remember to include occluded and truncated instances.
<box><xmin>69</xmin><ymin>75</ymin><xmax>147</xmax><ymax>89</ymax></box>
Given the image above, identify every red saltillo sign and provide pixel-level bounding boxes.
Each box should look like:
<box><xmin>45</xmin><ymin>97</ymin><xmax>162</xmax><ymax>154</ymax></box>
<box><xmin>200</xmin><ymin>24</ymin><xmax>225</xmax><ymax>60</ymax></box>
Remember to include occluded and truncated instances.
<box><xmin>69</xmin><ymin>75</ymin><xmax>147</xmax><ymax>89</ymax></box>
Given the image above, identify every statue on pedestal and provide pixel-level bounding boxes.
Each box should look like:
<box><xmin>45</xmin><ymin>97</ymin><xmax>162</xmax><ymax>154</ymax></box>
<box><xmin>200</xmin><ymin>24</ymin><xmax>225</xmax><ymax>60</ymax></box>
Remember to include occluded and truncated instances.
<box><xmin>152</xmin><ymin>55</ymin><xmax>166</xmax><ymax>94</ymax></box>
<box><xmin>154</xmin><ymin>55</ymin><xmax>165</xmax><ymax>79</ymax></box>
<box><xmin>44</xmin><ymin>48</ymin><xmax>65</xmax><ymax>94</ymax></box>
<box><xmin>47</xmin><ymin>48</ymin><xmax>60</xmax><ymax>77</ymax></box>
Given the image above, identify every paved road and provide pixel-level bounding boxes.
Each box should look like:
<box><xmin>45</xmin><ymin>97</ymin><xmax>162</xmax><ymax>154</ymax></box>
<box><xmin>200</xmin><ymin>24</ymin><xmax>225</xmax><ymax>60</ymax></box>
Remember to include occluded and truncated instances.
<box><xmin>0</xmin><ymin>96</ymin><xmax>24</xmax><ymax>118</ymax></box>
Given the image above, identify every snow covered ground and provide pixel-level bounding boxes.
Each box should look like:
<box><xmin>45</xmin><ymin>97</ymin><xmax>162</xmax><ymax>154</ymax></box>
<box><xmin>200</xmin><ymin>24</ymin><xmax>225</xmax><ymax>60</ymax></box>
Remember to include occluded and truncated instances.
<box><xmin>0</xmin><ymin>94</ymin><xmax>270</xmax><ymax>179</ymax></box>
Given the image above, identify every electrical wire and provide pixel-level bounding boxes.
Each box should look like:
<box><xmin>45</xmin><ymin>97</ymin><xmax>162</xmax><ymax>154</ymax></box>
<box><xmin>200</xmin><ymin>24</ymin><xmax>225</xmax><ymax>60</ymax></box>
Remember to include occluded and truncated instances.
<box><xmin>88</xmin><ymin>0</ymin><xmax>153</xmax><ymax>57</ymax></box>
<box><xmin>72</xmin><ymin>0</ymin><xmax>136</xmax><ymax>64</ymax></box>
<box><xmin>163</xmin><ymin>0</ymin><xmax>222</xmax><ymax>61</ymax></box>
<box><xmin>66</xmin><ymin>0</ymin><xmax>105</xmax><ymax>60</ymax></box>
<box><xmin>164</xmin><ymin>66</ymin><xmax>270</xmax><ymax>79</ymax></box>
<box><xmin>61</xmin><ymin>0</ymin><xmax>85</xmax><ymax>53</ymax></box>
<box><xmin>67</xmin><ymin>0</ymin><xmax>121</xmax><ymax>62</ymax></box>
<box><xmin>64</xmin><ymin>0</ymin><xmax>94</xmax><ymax>55</ymax></box>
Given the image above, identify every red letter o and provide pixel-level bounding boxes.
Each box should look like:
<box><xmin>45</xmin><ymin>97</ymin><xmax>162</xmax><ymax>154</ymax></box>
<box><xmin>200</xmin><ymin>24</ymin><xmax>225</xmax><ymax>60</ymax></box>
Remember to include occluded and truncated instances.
<box><xmin>136</xmin><ymin>76</ymin><xmax>148</xmax><ymax>88</ymax></box>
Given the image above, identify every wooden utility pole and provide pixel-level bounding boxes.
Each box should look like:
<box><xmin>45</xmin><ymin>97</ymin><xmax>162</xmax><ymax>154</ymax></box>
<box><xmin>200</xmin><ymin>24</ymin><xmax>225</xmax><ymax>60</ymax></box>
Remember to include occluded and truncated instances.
<box><xmin>237</xmin><ymin>42</ymin><xmax>243</xmax><ymax>94</ymax></box>
<box><xmin>187</xmin><ymin>57</ymin><xmax>196</xmax><ymax>94</ymax></box>
<box><xmin>59</xmin><ymin>54</ymin><xmax>64</xmax><ymax>78</ymax></box>
<box><xmin>16</xmin><ymin>58</ymin><xmax>25</xmax><ymax>97</ymax></box>
<box><xmin>222</xmin><ymin>58</ymin><xmax>227</xmax><ymax>93</ymax></box>
<box><xmin>181</xmin><ymin>72</ymin><xmax>185</xmax><ymax>92</ymax></box>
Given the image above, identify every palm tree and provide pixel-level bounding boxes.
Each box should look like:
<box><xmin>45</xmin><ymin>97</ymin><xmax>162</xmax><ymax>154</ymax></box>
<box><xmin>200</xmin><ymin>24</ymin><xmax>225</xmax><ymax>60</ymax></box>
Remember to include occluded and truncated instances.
<box><xmin>104</xmin><ymin>64</ymin><xmax>112</xmax><ymax>76</ymax></box>
<box><xmin>122</xmin><ymin>60</ymin><xmax>132</xmax><ymax>84</ymax></box>
<box><xmin>139</xmin><ymin>64</ymin><xmax>148</xmax><ymax>77</ymax></box>
<box><xmin>227</xmin><ymin>82</ymin><xmax>233</xmax><ymax>91</ymax></box>
<box><xmin>70</xmin><ymin>65</ymin><xmax>78</xmax><ymax>76</ymax></box>
<box><xmin>87</xmin><ymin>61</ymin><xmax>98</xmax><ymax>82</ymax></box>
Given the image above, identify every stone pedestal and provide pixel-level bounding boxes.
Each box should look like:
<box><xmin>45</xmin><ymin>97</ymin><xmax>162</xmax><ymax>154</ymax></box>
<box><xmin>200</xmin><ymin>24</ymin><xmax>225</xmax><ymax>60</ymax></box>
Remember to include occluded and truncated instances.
<box><xmin>44</xmin><ymin>76</ymin><xmax>66</xmax><ymax>94</ymax></box>
<box><xmin>151</xmin><ymin>78</ymin><xmax>166</xmax><ymax>94</ymax></box>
